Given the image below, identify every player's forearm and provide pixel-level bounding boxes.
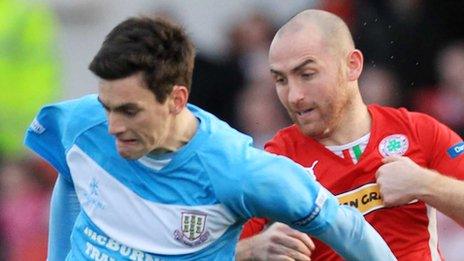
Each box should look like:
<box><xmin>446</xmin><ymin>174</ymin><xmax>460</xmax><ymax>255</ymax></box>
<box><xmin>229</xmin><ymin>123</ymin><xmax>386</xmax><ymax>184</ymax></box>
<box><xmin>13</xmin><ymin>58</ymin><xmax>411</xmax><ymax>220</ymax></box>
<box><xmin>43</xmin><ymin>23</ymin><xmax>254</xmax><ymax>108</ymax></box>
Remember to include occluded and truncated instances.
<box><xmin>315</xmin><ymin>206</ymin><xmax>396</xmax><ymax>261</ymax></box>
<box><xmin>235</xmin><ymin>237</ymin><xmax>254</xmax><ymax>261</ymax></box>
<box><xmin>416</xmin><ymin>169</ymin><xmax>464</xmax><ymax>227</ymax></box>
<box><xmin>48</xmin><ymin>175</ymin><xmax>81</xmax><ymax>261</ymax></box>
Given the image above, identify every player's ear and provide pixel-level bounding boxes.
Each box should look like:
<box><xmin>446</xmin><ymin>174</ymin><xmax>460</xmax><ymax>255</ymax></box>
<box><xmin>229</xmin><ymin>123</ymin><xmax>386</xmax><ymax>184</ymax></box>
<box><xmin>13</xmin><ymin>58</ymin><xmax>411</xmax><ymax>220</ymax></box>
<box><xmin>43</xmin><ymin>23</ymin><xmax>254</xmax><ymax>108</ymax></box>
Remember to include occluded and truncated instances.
<box><xmin>169</xmin><ymin>85</ymin><xmax>189</xmax><ymax>114</ymax></box>
<box><xmin>347</xmin><ymin>49</ymin><xmax>363</xmax><ymax>81</ymax></box>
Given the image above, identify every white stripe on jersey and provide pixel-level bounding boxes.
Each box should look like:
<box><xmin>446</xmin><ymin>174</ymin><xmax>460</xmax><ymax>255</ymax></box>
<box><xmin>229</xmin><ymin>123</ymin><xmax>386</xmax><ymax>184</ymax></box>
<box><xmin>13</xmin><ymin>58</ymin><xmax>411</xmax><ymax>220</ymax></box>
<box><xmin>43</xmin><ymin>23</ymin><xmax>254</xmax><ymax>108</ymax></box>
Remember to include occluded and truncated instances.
<box><xmin>326</xmin><ymin>133</ymin><xmax>370</xmax><ymax>164</ymax></box>
<box><xmin>138</xmin><ymin>156</ymin><xmax>172</xmax><ymax>171</ymax></box>
<box><xmin>67</xmin><ymin>145</ymin><xmax>237</xmax><ymax>255</ymax></box>
<box><xmin>426</xmin><ymin>205</ymin><xmax>440</xmax><ymax>261</ymax></box>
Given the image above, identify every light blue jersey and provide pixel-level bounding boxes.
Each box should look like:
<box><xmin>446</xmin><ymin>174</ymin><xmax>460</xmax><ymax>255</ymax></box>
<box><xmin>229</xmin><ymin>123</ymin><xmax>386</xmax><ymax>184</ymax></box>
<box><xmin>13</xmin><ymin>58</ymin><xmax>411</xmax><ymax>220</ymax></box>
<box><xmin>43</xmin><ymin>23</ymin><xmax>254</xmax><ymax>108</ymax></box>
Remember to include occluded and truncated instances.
<box><xmin>25</xmin><ymin>95</ymin><xmax>396</xmax><ymax>260</ymax></box>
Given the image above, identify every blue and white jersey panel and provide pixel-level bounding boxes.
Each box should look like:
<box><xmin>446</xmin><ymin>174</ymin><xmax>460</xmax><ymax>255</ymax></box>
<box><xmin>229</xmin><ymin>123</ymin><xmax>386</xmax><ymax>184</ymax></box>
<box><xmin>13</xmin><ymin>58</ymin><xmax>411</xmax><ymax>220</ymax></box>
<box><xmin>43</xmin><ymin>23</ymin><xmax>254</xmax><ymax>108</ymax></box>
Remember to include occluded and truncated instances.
<box><xmin>68</xmin><ymin>211</ymin><xmax>242</xmax><ymax>261</ymax></box>
<box><xmin>25</xmin><ymin>96</ymin><xmax>242</xmax><ymax>259</ymax></box>
<box><xmin>67</xmin><ymin>145</ymin><xmax>236</xmax><ymax>255</ymax></box>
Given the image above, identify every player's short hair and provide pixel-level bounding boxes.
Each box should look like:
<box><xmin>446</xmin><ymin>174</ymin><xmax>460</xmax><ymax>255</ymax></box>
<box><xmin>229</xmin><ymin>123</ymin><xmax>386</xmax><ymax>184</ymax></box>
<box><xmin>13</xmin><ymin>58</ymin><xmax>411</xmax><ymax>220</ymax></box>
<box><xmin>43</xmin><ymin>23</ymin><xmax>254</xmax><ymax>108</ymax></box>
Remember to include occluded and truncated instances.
<box><xmin>89</xmin><ymin>17</ymin><xmax>195</xmax><ymax>103</ymax></box>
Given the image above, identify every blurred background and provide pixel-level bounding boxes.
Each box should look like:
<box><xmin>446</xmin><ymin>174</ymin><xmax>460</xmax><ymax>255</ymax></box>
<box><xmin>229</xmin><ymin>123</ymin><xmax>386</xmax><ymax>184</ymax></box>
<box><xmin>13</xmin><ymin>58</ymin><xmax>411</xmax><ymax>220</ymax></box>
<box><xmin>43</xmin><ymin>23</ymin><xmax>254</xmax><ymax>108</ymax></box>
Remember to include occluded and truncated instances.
<box><xmin>1</xmin><ymin>0</ymin><xmax>463</xmax><ymax>260</ymax></box>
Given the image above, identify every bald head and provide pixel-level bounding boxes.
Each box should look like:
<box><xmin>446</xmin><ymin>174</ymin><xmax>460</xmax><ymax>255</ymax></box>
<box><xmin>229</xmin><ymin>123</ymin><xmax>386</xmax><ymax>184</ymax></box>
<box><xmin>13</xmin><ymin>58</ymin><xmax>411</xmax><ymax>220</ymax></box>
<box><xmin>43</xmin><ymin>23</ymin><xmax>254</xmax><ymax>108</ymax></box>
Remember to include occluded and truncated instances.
<box><xmin>274</xmin><ymin>9</ymin><xmax>354</xmax><ymax>57</ymax></box>
<box><xmin>268</xmin><ymin>10</ymin><xmax>365</xmax><ymax>142</ymax></box>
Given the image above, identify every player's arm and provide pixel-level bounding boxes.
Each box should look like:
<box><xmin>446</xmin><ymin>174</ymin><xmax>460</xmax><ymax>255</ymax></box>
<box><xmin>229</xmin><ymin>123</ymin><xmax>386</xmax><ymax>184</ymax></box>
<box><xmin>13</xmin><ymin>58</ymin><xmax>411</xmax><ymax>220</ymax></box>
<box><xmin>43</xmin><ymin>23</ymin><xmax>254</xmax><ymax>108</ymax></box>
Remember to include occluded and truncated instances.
<box><xmin>377</xmin><ymin>112</ymin><xmax>464</xmax><ymax>227</ymax></box>
<box><xmin>417</xmin><ymin>169</ymin><xmax>464</xmax><ymax>226</ymax></box>
<box><xmin>237</xmin><ymin>134</ymin><xmax>315</xmax><ymax>261</ymax></box>
<box><xmin>255</xmin><ymin>187</ymin><xmax>396</xmax><ymax>261</ymax></box>
<box><xmin>24</xmin><ymin>103</ymin><xmax>81</xmax><ymax>260</ymax></box>
<box><xmin>230</xmin><ymin>150</ymin><xmax>396</xmax><ymax>261</ymax></box>
<box><xmin>237</xmin><ymin>222</ymin><xmax>314</xmax><ymax>261</ymax></box>
<box><xmin>377</xmin><ymin>156</ymin><xmax>464</xmax><ymax>226</ymax></box>
<box><xmin>48</xmin><ymin>175</ymin><xmax>81</xmax><ymax>261</ymax></box>
<box><xmin>310</xmin><ymin>202</ymin><xmax>395</xmax><ymax>260</ymax></box>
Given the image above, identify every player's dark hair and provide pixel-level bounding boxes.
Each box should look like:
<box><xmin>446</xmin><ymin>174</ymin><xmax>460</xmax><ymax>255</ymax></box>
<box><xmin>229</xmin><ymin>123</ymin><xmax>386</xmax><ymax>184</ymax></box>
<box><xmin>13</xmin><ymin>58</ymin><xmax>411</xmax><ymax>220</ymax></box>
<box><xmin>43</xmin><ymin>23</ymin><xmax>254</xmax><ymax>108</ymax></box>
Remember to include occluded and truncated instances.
<box><xmin>89</xmin><ymin>17</ymin><xmax>195</xmax><ymax>103</ymax></box>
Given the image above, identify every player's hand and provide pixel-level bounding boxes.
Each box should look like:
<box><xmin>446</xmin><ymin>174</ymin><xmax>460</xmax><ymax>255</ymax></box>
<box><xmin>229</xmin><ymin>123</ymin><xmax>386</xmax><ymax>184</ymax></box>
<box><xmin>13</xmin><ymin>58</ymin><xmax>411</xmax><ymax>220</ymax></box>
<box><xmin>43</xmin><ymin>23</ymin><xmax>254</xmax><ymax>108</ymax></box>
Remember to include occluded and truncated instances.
<box><xmin>376</xmin><ymin>156</ymin><xmax>425</xmax><ymax>207</ymax></box>
<box><xmin>246</xmin><ymin>222</ymin><xmax>315</xmax><ymax>261</ymax></box>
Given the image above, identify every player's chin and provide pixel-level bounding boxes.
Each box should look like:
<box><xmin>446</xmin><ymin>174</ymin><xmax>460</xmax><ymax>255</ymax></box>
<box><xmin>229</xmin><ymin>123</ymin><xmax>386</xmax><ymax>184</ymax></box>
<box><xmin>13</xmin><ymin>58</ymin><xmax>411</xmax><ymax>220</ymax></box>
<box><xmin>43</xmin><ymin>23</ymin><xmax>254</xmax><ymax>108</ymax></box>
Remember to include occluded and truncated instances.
<box><xmin>298</xmin><ymin>122</ymin><xmax>325</xmax><ymax>137</ymax></box>
<box><xmin>117</xmin><ymin>147</ymin><xmax>145</xmax><ymax>160</ymax></box>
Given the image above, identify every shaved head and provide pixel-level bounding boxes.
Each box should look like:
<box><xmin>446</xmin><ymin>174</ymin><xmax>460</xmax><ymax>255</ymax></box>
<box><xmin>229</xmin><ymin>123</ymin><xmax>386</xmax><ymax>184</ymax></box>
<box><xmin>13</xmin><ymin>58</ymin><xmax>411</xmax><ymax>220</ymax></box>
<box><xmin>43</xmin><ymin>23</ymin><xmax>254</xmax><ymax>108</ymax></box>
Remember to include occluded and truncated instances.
<box><xmin>268</xmin><ymin>9</ymin><xmax>365</xmax><ymax>142</ymax></box>
<box><xmin>274</xmin><ymin>9</ymin><xmax>354</xmax><ymax>57</ymax></box>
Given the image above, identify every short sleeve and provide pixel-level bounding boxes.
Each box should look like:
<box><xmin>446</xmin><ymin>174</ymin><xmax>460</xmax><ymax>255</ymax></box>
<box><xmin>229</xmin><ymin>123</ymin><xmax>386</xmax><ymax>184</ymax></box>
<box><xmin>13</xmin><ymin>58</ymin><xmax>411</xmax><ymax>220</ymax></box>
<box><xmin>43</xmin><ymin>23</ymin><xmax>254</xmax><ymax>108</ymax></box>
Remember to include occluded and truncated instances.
<box><xmin>412</xmin><ymin>112</ymin><xmax>464</xmax><ymax>180</ymax></box>
<box><xmin>24</xmin><ymin>104</ymin><xmax>72</xmax><ymax>179</ymax></box>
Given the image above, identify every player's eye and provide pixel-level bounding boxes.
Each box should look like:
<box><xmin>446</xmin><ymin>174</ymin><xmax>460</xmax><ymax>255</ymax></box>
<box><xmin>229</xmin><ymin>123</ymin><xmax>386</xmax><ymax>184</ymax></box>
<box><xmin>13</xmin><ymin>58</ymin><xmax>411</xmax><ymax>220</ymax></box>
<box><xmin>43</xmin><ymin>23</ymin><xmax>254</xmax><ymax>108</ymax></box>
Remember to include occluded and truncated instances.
<box><xmin>123</xmin><ymin>109</ymin><xmax>139</xmax><ymax>117</ymax></box>
<box><xmin>301</xmin><ymin>72</ymin><xmax>315</xmax><ymax>80</ymax></box>
<box><xmin>274</xmin><ymin>76</ymin><xmax>287</xmax><ymax>85</ymax></box>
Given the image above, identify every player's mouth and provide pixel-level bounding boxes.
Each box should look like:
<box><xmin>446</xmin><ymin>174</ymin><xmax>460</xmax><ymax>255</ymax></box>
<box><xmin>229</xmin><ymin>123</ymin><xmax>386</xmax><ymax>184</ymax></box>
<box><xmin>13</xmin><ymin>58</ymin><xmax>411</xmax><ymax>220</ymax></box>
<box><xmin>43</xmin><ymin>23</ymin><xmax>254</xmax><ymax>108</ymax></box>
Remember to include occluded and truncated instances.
<box><xmin>296</xmin><ymin>108</ymin><xmax>315</xmax><ymax>117</ymax></box>
<box><xmin>117</xmin><ymin>138</ymin><xmax>138</xmax><ymax>146</ymax></box>
<box><xmin>294</xmin><ymin>108</ymin><xmax>317</xmax><ymax>122</ymax></box>
<box><xmin>297</xmin><ymin>108</ymin><xmax>314</xmax><ymax>116</ymax></box>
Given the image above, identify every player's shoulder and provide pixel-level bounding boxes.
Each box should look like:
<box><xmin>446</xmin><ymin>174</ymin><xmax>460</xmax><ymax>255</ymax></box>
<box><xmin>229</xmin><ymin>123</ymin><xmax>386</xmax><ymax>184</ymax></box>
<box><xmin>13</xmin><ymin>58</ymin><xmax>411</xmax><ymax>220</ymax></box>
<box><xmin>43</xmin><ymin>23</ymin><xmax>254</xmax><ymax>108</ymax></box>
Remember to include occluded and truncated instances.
<box><xmin>369</xmin><ymin>104</ymin><xmax>439</xmax><ymax>127</ymax></box>
<box><xmin>267</xmin><ymin>125</ymin><xmax>301</xmax><ymax>145</ymax></box>
<box><xmin>38</xmin><ymin>94</ymin><xmax>102</xmax><ymax>117</ymax></box>
<box><xmin>34</xmin><ymin>94</ymin><xmax>106</xmax><ymax>143</ymax></box>
<box><xmin>187</xmin><ymin>104</ymin><xmax>289</xmax><ymax>179</ymax></box>
<box><xmin>189</xmin><ymin>104</ymin><xmax>254</xmax><ymax>163</ymax></box>
<box><xmin>264</xmin><ymin>124</ymin><xmax>305</xmax><ymax>155</ymax></box>
<box><xmin>274</xmin><ymin>124</ymin><xmax>300</xmax><ymax>138</ymax></box>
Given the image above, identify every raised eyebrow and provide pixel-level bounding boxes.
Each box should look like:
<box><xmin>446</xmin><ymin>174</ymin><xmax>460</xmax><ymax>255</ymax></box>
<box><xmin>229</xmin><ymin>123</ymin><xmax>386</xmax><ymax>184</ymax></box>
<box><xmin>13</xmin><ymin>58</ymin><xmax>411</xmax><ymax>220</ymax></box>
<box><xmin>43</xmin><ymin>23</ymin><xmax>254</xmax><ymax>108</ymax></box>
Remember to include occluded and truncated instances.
<box><xmin>291</xmin><ymin>59</ymin><xmax>315</xmax><ymax>73</ymax></box>
<box><xmin>269</xmin><ymin>59</ymin><xmax>315</xmax><ymax>76</ymax></box>
<box><xmin>270</xmin><ymin>69</ymin><xmax>284</xmax><ymax>77</ymax></box>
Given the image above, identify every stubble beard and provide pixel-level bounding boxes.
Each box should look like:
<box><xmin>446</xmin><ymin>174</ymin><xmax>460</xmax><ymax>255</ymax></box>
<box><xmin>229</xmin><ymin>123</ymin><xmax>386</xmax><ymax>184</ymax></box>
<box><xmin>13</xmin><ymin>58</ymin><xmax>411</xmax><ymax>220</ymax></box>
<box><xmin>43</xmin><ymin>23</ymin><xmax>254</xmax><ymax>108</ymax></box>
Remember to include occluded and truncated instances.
<box><xmin>292</xmin><ymin>95</ymin><xmax>349</xmax><ymax>140</ymax></box>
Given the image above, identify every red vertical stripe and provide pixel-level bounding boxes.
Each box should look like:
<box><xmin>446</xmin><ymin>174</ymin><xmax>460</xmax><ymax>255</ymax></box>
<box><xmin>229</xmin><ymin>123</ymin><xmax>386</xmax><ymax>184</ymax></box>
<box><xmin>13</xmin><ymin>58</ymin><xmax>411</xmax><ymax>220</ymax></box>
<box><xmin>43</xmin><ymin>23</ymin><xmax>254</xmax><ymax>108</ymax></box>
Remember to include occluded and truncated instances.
<box><xmin>342</xmin><ymin>149</ymin><xmax>352</xmax><ymax>163</ymax></box>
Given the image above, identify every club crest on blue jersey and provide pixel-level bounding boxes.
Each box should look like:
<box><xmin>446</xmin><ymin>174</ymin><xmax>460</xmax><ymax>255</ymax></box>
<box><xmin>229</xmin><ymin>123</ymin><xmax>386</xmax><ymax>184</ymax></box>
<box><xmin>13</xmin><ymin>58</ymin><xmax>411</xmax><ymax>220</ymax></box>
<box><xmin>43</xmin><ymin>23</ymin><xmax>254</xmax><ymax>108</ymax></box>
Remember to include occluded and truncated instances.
<box><xmin>378</xmin><ymin>134</ymin><xmax>409</xmax><ymax>157</ymax></box>
<box><xmin>174</xmin><ymin>211</ymin><xmax>209</xmax><ymax>247</ymax></box>
<box><xmin>447</xmin><ymin>141</ymin><xmax>464</xmax><ymax>158</ymax></box>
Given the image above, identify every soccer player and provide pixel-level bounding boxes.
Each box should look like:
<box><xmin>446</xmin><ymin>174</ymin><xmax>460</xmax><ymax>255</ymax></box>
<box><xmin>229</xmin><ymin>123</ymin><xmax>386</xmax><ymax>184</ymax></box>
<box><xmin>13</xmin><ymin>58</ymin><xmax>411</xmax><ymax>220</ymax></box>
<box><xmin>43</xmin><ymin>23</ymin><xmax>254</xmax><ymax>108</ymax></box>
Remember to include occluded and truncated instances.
<box><xmin>24</xmin><ymin>16</ymin><xmax>395</xmax><ymax>261</ymax></box>
<box><xmin>237</xmin><ymin>9</ymin><xmax>464</xmax><ymax>260</ymax></box>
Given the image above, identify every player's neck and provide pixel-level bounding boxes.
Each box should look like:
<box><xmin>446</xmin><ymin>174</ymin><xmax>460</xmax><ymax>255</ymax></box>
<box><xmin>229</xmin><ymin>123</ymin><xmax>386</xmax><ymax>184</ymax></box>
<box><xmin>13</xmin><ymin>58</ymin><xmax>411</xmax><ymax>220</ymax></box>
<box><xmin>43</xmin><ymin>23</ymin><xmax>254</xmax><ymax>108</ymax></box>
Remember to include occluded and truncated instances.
<box><xmin>155</xmin><ymin>108</ymin><xmax>198</xmax><ymax>153</ymax></box>
<box><xmin>319</xmin><ymin>95</ymin><xmax>371</xmax><ymax>146</ymax></box>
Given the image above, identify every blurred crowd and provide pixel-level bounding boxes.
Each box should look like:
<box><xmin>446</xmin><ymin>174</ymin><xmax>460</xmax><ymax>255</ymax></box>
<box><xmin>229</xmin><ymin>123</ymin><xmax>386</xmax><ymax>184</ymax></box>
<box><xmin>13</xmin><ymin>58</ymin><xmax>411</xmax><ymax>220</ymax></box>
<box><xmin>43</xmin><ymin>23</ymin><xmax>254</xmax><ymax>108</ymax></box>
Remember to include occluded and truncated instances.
<box><xmin>1</xmin><ymin>0</ymin><xmax>464</xmax><ymax>260</ymax></box>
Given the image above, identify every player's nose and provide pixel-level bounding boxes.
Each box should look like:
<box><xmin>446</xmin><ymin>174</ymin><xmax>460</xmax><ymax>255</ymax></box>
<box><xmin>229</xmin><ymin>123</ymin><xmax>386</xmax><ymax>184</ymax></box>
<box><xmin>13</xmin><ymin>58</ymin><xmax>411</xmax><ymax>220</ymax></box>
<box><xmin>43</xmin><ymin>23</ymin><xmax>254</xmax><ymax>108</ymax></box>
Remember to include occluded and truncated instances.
<box><xmin>288</xmin><ymin>84</ymin><xmax>305</xmax><ymax>106</ymax></box>
<box><xmin>107</xmin><ymin>113</ymin><xmax>127</xmax><ymax>135</ymax></box>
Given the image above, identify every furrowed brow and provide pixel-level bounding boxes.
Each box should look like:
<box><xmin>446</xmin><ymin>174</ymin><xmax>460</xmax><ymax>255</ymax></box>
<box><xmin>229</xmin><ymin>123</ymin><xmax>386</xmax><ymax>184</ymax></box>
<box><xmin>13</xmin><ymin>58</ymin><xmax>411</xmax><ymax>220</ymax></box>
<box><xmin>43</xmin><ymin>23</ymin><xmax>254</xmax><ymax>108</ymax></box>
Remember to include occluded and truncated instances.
<box><xmin>97</xmin><ymin>97</ymin><xmax>139</xmax><ymax>111</ymax></box>
<box><xmin>291</xmin><ymin>59</ymin><xmax>315</xmax><ymax>73</ymax></box>
<box><xmin>270</xmin><ymin>69</ymin><xmax>284</xmax><ymax>76</ymax></box>
<box><xmin>270</xmin><ymin>58</ymin><xmax>315</xmax><ymax>76</ymax></box>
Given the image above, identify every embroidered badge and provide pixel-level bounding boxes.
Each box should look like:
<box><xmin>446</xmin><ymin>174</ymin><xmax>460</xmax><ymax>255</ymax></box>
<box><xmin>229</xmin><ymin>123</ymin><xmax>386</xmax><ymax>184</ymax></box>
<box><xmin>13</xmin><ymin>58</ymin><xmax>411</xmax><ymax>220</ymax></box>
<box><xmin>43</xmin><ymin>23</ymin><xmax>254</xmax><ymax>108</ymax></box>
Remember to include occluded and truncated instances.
<box><xmin>378</xmin><ymin>134</ymin><xmax>409</xmax><ymax>157</ymax></box>
<box><xmin>174</xmin><ymin>211</ymin><xmax>209</xmax><ymax>247</ymax></box>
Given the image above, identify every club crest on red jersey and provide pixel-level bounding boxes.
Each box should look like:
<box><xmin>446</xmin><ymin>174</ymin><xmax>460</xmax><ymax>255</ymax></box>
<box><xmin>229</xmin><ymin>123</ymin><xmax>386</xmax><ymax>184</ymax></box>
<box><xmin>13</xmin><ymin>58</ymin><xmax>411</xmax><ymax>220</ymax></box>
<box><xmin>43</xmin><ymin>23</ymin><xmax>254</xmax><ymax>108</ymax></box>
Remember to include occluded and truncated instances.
<box><xmin>174</xmin><ymin>211</ymin><xmax>209</xmax><ymax>247</ymax></box>
<box><xmin>378</xmin><ymin>134</ymin><xmax>409</xmax><ymax>157</ymax></box>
